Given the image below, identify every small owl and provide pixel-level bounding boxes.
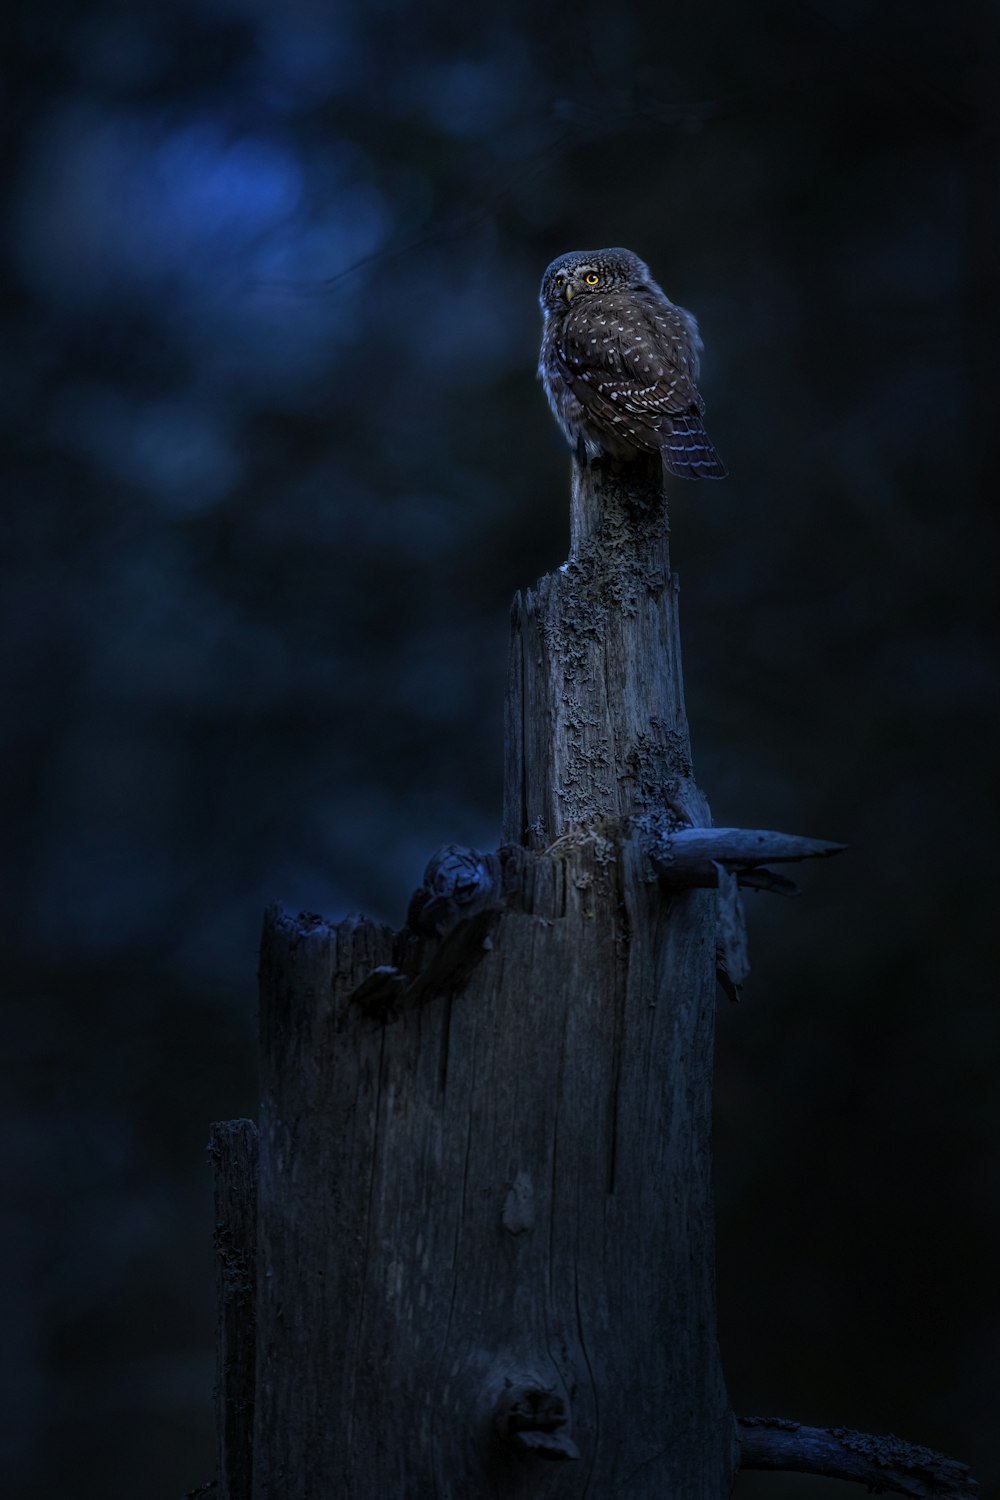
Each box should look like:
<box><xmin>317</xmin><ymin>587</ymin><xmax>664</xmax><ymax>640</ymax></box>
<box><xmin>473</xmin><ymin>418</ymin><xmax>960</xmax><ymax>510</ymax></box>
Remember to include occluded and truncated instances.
<box><xmin>538</xmin><ymin>247</ymin><xmax>726</xmax><ymax>480</ymax></box>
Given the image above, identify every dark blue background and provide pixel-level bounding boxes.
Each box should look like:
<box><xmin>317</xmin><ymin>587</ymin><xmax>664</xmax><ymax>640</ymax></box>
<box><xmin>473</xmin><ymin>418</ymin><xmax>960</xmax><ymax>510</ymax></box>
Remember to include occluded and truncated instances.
<box><xmin>3</xmin><ymin>2</ymin><xmax>998</xmax><ymax>1495</ymax></box>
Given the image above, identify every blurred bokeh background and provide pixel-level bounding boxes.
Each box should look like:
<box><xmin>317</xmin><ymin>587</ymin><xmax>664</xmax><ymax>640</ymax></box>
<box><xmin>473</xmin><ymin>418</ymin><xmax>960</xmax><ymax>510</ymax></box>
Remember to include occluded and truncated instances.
<box><xmin>3</xmin><ymin>1</ymin><xmax>998</xmax><ymax>1495</ymax></box>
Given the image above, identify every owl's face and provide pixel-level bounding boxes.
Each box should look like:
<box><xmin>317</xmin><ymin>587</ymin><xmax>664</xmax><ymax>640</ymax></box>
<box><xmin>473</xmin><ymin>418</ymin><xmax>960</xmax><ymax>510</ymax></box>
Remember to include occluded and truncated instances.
<box><xmin>539</xmin><ymin>247</ymin><xmax>650</xmax><ymax>314</ymax></box>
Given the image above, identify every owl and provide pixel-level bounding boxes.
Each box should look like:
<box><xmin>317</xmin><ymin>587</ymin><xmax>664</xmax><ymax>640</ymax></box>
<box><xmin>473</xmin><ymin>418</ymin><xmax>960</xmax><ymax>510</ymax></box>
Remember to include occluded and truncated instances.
<box><xmin>538</xmin><ymin>247</ymin><xmax>726</xmax><ymax>480</ymax></box>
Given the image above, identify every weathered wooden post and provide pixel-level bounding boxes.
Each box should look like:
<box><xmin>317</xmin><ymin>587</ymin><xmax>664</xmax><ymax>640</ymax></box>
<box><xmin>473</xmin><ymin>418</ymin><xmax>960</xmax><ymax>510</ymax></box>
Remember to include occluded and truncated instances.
<box><xmin>206</xmin><ymin>454</ymin><xmax>976</xmax><ymax>1500</ymax></box>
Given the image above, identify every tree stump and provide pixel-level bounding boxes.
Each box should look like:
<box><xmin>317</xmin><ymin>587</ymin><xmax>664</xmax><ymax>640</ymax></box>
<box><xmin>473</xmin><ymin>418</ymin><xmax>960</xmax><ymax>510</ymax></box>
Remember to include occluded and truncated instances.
<box><xmin>212</xmin><ymin>456</ymin><xmax>858</xmax><ymax>1498</ymax></box>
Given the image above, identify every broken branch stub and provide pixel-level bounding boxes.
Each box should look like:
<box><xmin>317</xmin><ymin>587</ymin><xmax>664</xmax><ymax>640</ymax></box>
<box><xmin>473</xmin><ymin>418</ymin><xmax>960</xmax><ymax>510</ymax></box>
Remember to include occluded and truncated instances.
<box><xmin>639</xmin><ymin>821</ymin><xmax>846</xmax><ymax>889</ymax></box>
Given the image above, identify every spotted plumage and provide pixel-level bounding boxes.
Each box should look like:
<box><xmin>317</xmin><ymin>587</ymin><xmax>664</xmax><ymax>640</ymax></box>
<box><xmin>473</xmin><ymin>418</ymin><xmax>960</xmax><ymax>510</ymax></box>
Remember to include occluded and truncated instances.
<box><xmin>538</xmin><ymin>247</ymin><xmax>726</xmax><ymax>480</ymax></box>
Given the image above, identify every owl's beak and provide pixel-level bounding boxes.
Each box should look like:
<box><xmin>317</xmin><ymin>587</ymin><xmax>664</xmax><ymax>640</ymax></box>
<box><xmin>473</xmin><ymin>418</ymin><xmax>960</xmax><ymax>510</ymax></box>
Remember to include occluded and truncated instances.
<box><xmin>564</xmin><ymin>284</ymin><xmax>575</xmax><ymax>302</ymax></box>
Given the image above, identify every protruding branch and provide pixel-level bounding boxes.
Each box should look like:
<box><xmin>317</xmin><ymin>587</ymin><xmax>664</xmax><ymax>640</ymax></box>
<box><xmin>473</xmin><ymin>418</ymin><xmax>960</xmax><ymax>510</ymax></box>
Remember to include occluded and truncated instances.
<box><xmin>350</xmin><ymin>846</ymin><xmax>503</xmax><ymax>1018</ymax></box>
<box><xmin>406</xmin><ymin>843</ymin><xmax>499</xmax><ymax>936</ymax></box>
<box><xmin>642</xmin><ymin>822</ymin><xmax>845</xmax><ymax>889</ymax></box>
<box><xmin>737</xmin><ymin>1416</ymin><xmax>978</xmax><ymax>1499</ymax></box>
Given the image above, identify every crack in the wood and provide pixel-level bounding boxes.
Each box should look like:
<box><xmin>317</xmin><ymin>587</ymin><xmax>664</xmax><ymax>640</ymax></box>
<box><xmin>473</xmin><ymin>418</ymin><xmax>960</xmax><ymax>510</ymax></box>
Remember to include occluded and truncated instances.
<box><xmin>606</xmin><ymin>937</ymin><xmax>624</xmax><ymax>1197</ymax></box>
<box><xmin>430</xmin><ymin>1105</ymin><xmax>475</xmax><ymax>1500</ymax></box>
<box><xmin>547</xmin><ymin>1096</ymin><xmax>560</xmax><ymax>1307</ymax></box>
<box><xmin>574</xmin><ymin>1253</ymin><xmax>598</xmax><ymax>1496</ymax></box>
<box><xmin>438</xmin><ymin>991</ymin><xmax>453</xmax><ymax>1095</ymax></box>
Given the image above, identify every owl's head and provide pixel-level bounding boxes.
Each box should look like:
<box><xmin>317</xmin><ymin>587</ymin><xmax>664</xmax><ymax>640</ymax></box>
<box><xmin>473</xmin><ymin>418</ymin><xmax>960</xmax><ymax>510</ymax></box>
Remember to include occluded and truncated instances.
<box><xmin>539</xmin><ymin>247</ymin><xmax>650</xmax><ymax>313</ymax></box>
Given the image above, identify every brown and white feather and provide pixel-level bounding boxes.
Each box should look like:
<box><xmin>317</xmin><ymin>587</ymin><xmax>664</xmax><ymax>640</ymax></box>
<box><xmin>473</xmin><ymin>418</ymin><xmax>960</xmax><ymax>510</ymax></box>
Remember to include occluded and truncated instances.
<box><xmin>538</xmin><ymin>248</ymin><xmax>726</xmax><ymax>481</ymax></box>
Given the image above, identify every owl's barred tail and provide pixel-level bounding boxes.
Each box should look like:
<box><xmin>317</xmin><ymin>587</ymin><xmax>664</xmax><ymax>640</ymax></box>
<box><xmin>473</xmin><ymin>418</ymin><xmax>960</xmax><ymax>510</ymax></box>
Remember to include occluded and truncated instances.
<box><xmin>661</xmin><ymin>412</ymin><xmax>728</xmax><ymax>480</ymax></box>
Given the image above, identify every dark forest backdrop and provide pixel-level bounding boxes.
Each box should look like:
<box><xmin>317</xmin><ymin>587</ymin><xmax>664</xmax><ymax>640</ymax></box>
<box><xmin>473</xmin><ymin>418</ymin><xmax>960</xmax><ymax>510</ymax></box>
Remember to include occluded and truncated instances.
<box><xmin>3</xmin><ymin>1</ymin><xmax>998</xmax><ymax>1496</ymax></box>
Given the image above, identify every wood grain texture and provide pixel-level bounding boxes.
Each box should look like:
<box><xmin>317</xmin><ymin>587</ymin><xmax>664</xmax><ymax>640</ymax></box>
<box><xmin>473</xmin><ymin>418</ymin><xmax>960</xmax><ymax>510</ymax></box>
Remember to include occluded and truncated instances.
<box><xmin>252</xmin><ymin>455</ymin><xmax>736</xmax><ymax>1497</ymax></box>
<box><xmin>255</xmin><ymin>843</ymin><xmax>735</xmax><ymax>1498</ymax></box>
<box><xmin>504</xmin><ymin>458</ymin><xmax>709</xmax><ymax>847</ymax></box>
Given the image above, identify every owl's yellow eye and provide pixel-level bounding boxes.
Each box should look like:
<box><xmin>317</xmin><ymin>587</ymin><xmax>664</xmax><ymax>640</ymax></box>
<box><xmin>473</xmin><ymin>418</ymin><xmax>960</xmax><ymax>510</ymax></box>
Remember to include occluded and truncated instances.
<box><xmin>585</xmin><ymin>273</ymin><xmax>600</xmax><ymax>284</ymax></box>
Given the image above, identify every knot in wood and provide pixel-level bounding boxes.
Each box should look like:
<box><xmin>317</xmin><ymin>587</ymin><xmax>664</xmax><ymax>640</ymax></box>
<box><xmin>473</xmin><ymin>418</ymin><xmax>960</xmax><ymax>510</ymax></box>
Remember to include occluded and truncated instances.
<box><xmin>494</xmin><ymin>1380</ymin><xmax>580</xmax><ymax>1462</ymax></box>
<box><xmin>425</xmin><ymin>845</ymin><xmax>491</xmax><ymax>903</ymax></box>
<box><xmin>407</xmin><ymin>845</ymin><xmax>497</xmax><ymax>936</ymax></box>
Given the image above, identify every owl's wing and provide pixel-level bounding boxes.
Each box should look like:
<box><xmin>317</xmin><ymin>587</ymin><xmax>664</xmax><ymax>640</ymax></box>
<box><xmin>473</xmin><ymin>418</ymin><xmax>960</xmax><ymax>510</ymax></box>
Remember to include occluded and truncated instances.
<box><xmin>555</xmin><ymin>294</ymin><xmax>704</xmax><ymax>455</ymax></box>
